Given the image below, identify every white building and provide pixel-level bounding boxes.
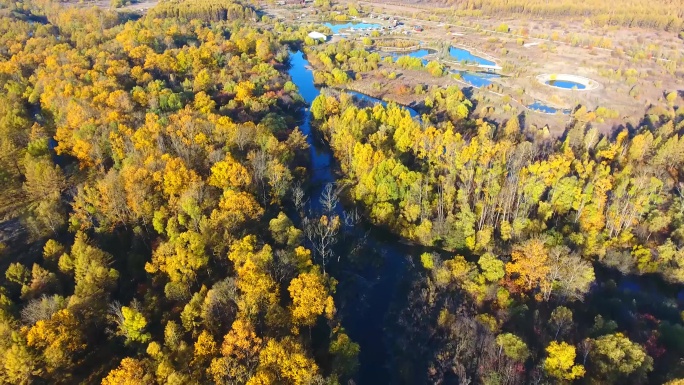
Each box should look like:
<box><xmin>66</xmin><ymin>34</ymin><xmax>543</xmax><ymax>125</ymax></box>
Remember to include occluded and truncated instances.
<box><xmin>307</xmin><ymin>31</ymin><xmax>328</xmax><ymax>41</ymax></box>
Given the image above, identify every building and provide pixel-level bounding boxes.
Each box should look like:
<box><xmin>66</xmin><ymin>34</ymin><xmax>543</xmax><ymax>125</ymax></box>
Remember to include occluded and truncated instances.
<box><xmin>307</xmin><ymin>31</ymin><xmax>328</xmax><ymax>41</ymax></box>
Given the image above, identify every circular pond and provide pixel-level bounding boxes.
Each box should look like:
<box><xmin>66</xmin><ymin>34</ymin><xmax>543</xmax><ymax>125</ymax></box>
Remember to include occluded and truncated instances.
<box><xmin>546</xmin><ymin>79</ymin><xmax>586</xmax><ymax>90</ymax></box>
<box><xmin>537</xmin><ymin>74</ymin><xmax>597</xmax><ymax>91</ymax></box>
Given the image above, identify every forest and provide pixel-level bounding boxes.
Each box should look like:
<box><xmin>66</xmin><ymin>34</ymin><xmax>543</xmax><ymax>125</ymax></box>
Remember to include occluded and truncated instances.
<box><xmin>0</xmin><ymin>0</ymin><xmax>684</xmax><ymax>384</ymax></box>
<box><xmin>386</xmin><ymin>0</ymin><xmax>684</xmax><ymax>32</ymax></box>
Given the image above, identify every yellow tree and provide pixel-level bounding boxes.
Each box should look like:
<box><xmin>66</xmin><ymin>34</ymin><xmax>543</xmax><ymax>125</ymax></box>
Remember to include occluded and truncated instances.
<box><xmin>543</xmin><ymin>341</ymin><xmax>585</xmax><ymax>381</ymax></box>
<box><xmin>192</xmin><ymin>330</ymin><xmax>217</xmax><ymax>367</ymax></box>
<box><xmin>208</xmin><ymin>154</ymin><xmax>251</xmax><ymax>190</ymax></box>
<box><xmin>25</xmin><ymin>309</ymin><xmax>86</xmax><ymax>374</ymax></box>
<box><xmin>248</xmin><ymin>338</ymin><xmax>319</xmax><ymax>385</ymax></box>
<box><xmin>288</xmin><ymin>266</ymin><xmax>335</xmax><ymax>328</ymax></box>
<box><xmin>505</xmin><ymin>238</ymin><xmax>551</xmax><ymax>296</ymax></box>
<box><xmin>228</xmin><ymin>237</ymin><xmax>279</xmax><ymax>321</ymax></box>
<box><xmin>102</xmin><ymin>358</ymin><xmax>153</xmax><ymax>385</ymax></box>
<box><xmin>209</xmin><ymin>319</ymin><xmax>263</xmax><ymax>384</ymax></box>
<box><xmin>146</xmin><ymin>230</ymin><xmax>208</xmax><ymax>285</ymax></box>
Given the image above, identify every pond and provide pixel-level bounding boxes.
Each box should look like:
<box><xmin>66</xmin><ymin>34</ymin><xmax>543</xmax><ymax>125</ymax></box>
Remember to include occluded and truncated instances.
<box><xmin>449</xmin><ymin>46</ymin><xmax>496</xmax><ymax>66</ymax></box>
<box><xmin>389</xmin><ymin>48</ymin><xmax>432</xmax><ymax>59</ymax></box>
<box><xmin>387</xmin><ymin>48</ymin><xmax>433</xmax><ymax>66</ymax></box>
<box><xmin>453</xmin><ymin>70</ymin><xmax>501</xmax><ymax>88</ymax></box>
<box><xmin>323</xmin><ymin>22</ymin><xmax>383</xmax><ymax>34</ymax></box>
<box><xmin>546</xmin><ymin>79</ymin><xmax>587</xmax><ymax>90</ymax></box>
<box><xmin>526</xmin><ymin>100</ymin><xmax>571</xmax><ymax>114</ymax></box>
<box><xmin>345</xmin><ymin>90</ymin><xmax>419</xmax><ymax>118</ymax></box>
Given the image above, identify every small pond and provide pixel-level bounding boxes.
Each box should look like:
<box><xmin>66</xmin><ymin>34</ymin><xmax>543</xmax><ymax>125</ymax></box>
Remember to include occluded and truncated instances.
<box><xmin>388</xmin><ymin>49</ymin><xmax>433</xmax><ymax>66</ymax></box>
<box><xmin>453</xmin><ymin>70</ymin><xmax>500</xmax><ymax>88</ymax></box>
<box><xmin>389</xmin><ymin>49</ymin><xmax>432</xmax><ymax>59</ymax></box>
<box><xmin>449</xmin><ymin>46</ymin><xmax>496</xmax><ymax>66</ymax></box>
<box><xmin>546</xmin><ymin>79</ymin><xmax>587</xmax><ymax>90</ymax></box>
<box><xmin>527</xmin><ymin>101</ymin><xmax>571</xmax><ymax>115</ymax></box>
<box><xmin>345</xmin><ymin>91</ymin><xmax>419</xmax><ymax>118</ymax></box>
<box><xmin>324</xmin><ymin>22</ymin><xmax>383</xmax><ymax>34</ymax></box>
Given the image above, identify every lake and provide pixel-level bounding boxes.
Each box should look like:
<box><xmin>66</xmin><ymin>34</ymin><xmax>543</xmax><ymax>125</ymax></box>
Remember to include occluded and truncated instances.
<box><xmin>324</xmin><ymin>22</ymin><xmax>383</xmax><ymax>34</ymax></box>
<box><xmin>449</xmin><ymin>46</ymin><xmax>496</xmax><ymax>66</ymax></box>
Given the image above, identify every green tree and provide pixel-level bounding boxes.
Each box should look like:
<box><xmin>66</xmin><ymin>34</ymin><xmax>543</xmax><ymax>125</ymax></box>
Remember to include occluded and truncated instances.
<box><xmin>478</xmin><ymin>252</ymin><xmax>505</xmax><ymax>282</ymax></box>
<box><xmin>495</xmin><ymin>333</ymin><xmax>529</xmax><ymax>362</ymax></box>
<box><xmin>111</xmin><ymin>305</ymin><xmax>151</xmax><ymax>344</ymax></box>
<box><xmin>589</xmin><ymin>333</ymin><xmax>653</xmax><ymax>380</ymax></box>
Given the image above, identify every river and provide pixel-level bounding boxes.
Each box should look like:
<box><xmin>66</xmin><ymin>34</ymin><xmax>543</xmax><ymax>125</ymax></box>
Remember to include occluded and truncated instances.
<box><xmin>285</xmin><ymin>49</ymin><xmax>684</xmax><ymax>384</ymax></box>
<box><xmin>288</xmin><ymin>50</ymin><xmax>418</xmax><ymax>383</ymax></box>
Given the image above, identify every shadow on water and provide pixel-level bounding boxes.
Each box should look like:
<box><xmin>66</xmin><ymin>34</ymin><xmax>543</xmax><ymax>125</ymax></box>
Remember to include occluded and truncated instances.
<box><xmin>286</xmin><ymin>49</ymin><xmax>684</xmax><ymax>384</ymax></box>
<box><xmin>287</xmin><ymin>50</ymin><xmax>422</xmax><ymax>383</ymax></box>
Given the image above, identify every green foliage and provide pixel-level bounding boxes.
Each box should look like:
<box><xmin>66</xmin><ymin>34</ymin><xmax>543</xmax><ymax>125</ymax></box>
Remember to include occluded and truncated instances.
<box><xmin>120</xmin><ymin>307</ymin><xmax>152</xmax><ymax>344</ymax></box>
<box><xmin>420</xmin><ymin>252</ymin><xmax>435</xmax><ymax>270</ymax></box>
<box><xmin>495</xmin><ymin>333</ymin><xmax>529</xmax><ymax>362</ymax></box>
<box><xmin>478</xmin><ymin>253</ymin><xmax>504</xmax><ymax>282</ymax></box>
<box><xmin>590</xmin><ymin>333</ymin><xmax>653</xmax><ymax>380</ymax></box>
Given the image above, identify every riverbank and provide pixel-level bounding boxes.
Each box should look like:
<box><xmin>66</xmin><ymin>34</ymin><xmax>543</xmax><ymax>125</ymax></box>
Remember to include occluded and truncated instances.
<box><xmin>285</xmin><ymin>47</ymin><xmax>684</xmax><ymax>384</ymax></box>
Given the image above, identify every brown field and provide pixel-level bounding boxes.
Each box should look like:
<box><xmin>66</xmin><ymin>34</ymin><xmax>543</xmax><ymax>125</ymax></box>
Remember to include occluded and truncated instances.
<box><xmin>264</xmin><ymin>0</ymin><xmax>683</xmax><ymax>133</ymax></box>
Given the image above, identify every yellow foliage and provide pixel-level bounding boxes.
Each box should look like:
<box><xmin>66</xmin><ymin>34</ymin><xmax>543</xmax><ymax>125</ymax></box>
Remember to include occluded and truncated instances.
<box><xmin>505</xmin><ymin>238</ymin><xmax>551</xmax><ymax>294</ymax></box>
<box><xmin>208</xmin><ymin>154</ymin><xmax>252</xmax><ymax>190</ymax></box>
<box><xmin>543</xmin><ymin>341</ymin><xmax>586</xmax><ymax>380</ymax></box>
<box><xmin>26</xmin><ymin>309</ymin><xmax>86</xmax><ymax>373</ymax></box>
<box><xmin>102</xmin><ymin>358</ymin><xmax>152</xmax><ymax>385</ymax></box>
<box><xmin>251</xmin><ymin>338</ymin><xmax>319</xmax><ymax>385</ymax></box>
<box><xmin>288</xmin><ymin>266</ymin><xmax>333</xmax><ymax>327</ymax></box>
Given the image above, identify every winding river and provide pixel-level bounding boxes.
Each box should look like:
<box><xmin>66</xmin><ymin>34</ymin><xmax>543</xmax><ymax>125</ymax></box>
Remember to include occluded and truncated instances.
<box><xmin>288</xmin><ymin>50</ymin><xmax>415</xmax><ymax>383</ymax></box>
<box><xmin>286</xmin><ymin>49</ymin><xmax>684</xmax><ymax>383</ymax></box>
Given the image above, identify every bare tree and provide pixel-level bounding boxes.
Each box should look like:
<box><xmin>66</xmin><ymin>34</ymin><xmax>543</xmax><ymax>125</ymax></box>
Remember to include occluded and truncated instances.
<box><xmin>248</xmin><ymin>149</ymin><xmax>269</xmax><ymax>204</ymax></box>
<box><xmin>303</xmin><ymin>214</ymin><xmax>340</xmax><ymax>275</ymax></box>
<box><xmin>21</xmin><ymin>294</ymin><xmax>65</xmax><ymax>325</ymax></box>
<box><xmin>107</xmin><ymin>300</ymin><xmax>125</xmax><ymax>337</ymax></box>
<box><xmin>343</xmin><ymin>206</ymin><xmax>362</xmax><ymax>228</ymax></box>
<box><xmin>579</xmin><ymin>338</ymin><xmax>593</xmax><ymax>366</ymax></box>
<box><xmin>234</xmin><ymin>123</ymin><xmax>255</xmax><ymax>152</ymax></box>
<box><xmin>304</xmin><ymin>184</ymin><xmax>342</xmax><ymax>274</ymax></box>
<box><xmin>319</xmin><ymin>183</ymin><xmax>340</xmax><ymax>216</ymax></box>
<box><xmin>292</xmin><ymin>182</ymin><xmax>307</xmax><ymax>214</ymax></box>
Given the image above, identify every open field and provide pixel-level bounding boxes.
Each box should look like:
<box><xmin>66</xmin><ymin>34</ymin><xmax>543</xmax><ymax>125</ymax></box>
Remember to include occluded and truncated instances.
<box><xmin>263</xmin><ymin>0</ymin><xmax>683</xmax><ymax>133</ymax></box>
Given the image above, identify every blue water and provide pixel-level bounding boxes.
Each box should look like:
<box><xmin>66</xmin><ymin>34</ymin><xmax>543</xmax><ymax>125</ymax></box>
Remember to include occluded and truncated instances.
<box><xmin>390</xmin><ymin>49</ymin><xmax>432</xmax><ymax>59</ymax></box>
<box><xmin>388</xmin><ymin>49</ymin><xmax>433</xmax><ymax>66</ymax></box>
<box><xmin>546</xmin><ymin>79</ymin><xmax>586</xmax><ymax>90</ymax></box>
<box><xmin>346</xmin><ymin>91</ymin><xmax>419</xmax><ymax>118</ymax></box>
<box><xmin>287</xmin><ymin>50</ymin><xmax>413</xmax><ymax>384</ymax></box>
<box><xmin>324</xmin><ymin>22</ymin><xmax>382</xmax><ymax>34</ymax></box>
<box><xmin>449</xmin><ymin>46</ymin><xmax>496</xmax><ymax>66</ymax></box>
<box><xmin>287</xmin><ymin>51</ymin><xmax>334</xmax><ymax>182</ymax></box>
<box><xmin>527</xmin><ymin>101</ymin><xmax>571</xmax><ymax>114</ymax></box>
<box><xmin>454</xmin><ymin>71</ymin><xmax>500</xmax><ymax>88</ymax></box>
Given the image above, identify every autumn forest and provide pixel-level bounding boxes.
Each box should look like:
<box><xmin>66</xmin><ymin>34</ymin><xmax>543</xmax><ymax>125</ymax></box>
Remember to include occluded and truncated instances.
<box><xmin>0</xmin><ymin>0</ymin><xmax>683</xmax><ymax>384</ymax></box>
